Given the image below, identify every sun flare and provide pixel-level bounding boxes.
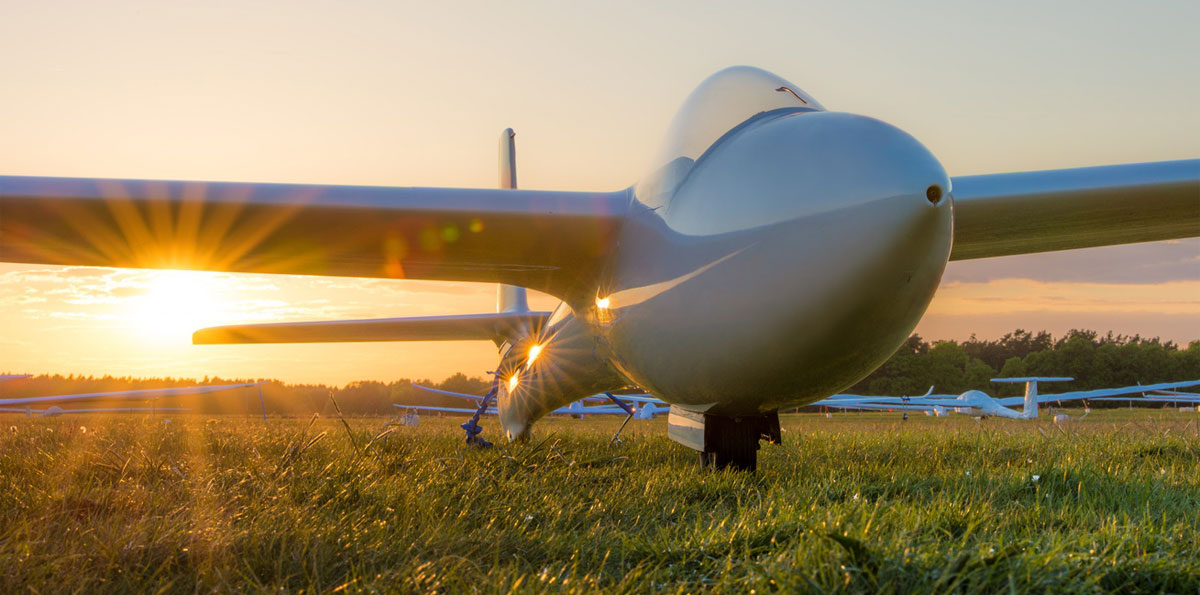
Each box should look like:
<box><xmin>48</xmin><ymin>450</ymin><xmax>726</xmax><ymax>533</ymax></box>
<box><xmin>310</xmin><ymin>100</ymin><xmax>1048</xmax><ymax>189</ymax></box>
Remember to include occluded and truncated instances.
<box><xmin>125</xmin><ymin>271</ymin><xmax>231</xmax><ymax>343</ymax></box>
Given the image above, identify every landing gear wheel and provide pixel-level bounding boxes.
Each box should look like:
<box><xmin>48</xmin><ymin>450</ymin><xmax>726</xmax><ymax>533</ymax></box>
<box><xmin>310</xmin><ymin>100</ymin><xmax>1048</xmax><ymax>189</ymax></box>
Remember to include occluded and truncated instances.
<box><xmin>698</xmin><ymin>442</ymin><xmax>758</xmax><ymax>471</ymax></box>
<box><xmin>669</xmin><ymin>408</ymin><xmax>782</xmax><ymax>472</ymax></box>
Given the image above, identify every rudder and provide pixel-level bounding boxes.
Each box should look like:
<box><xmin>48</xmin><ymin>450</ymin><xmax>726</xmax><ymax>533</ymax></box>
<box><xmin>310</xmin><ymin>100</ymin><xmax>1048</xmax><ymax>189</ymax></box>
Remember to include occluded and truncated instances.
<box><xmin>497</xmin><ymin>127</ymin><xmax>530</xmax><ymax>315</ymax></box>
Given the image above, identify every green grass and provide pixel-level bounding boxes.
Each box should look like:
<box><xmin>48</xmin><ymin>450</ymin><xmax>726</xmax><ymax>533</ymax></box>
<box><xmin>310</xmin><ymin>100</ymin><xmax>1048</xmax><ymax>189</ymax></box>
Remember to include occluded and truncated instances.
<box><xmin>1</xmin><ymin>410</ymin><xmax>1199</xmax><ymax>593</ymax></box>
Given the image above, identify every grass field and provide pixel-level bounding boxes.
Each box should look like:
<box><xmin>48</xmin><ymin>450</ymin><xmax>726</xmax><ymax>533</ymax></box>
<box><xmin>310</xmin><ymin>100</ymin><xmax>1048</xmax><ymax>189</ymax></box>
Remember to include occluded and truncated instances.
<box><xmin>2</xmin><ymin>410</ymin><xmax>1198</xmax><ymax>593</ymax></box>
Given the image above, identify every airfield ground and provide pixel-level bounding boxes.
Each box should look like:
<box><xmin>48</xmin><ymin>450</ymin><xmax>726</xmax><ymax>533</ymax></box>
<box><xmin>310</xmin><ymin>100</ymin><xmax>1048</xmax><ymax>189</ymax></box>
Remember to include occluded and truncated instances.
<box><xmin>1</xmin><ymin>410</ymin><xmax>1198</xmax><ymax>592</ymax></box>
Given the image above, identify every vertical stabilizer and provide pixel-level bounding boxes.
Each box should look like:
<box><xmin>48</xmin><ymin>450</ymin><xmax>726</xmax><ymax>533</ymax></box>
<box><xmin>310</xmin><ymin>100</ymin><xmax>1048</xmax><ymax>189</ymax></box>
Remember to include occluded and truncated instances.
<box><xmin>991</xmin><ymin>377</ymin><xmax>1073</xmax><ymax>419</ymax></box>
<box><xmin>1022</xmin><ymin>380</ymin><xmax>1038</xmax><ymax>419</ymax></box>
<box><xmin>499</xmin><ymin>128</ymin><xmax>518</xmax><ymax>190</ymax></box>
<box><xmin>497</xmin><ymin>285</ymin><xmax>529</xmax><ymax>313</ymax></box>
<box><xmin>497</xmin><ymin>128</ymin><xmax>530</xmax><ymax>314</ymax></box>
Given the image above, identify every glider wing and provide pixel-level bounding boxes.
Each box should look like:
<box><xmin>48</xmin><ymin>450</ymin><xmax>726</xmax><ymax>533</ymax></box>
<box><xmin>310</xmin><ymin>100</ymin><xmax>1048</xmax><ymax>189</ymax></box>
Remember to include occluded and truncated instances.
<box><xmin>0</xmin><ymin>176</ymin><xmax>627</xmax><ymax>301</ymax></box>
<box><xmin>950</xmin><ymin>160</ymin><xmax>1199</xmax><ymax>260</ymax></box>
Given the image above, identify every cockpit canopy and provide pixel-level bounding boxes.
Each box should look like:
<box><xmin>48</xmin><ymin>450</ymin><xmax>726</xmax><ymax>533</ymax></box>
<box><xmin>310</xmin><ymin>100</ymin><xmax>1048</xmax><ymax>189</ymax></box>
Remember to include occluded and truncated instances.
<box><xmin>636</xmin><ymin>66</ymin><xmax>824</xmax><ymax>207</ymax></box>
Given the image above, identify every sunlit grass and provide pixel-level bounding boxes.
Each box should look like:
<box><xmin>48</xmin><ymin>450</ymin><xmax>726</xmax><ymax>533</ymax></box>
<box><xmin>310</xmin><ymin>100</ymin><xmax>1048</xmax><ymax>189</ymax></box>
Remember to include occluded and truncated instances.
<box><xmin>1</xmin><ymin>410</ymin><xmax>1198</xmax><ymax>592</ymax></box>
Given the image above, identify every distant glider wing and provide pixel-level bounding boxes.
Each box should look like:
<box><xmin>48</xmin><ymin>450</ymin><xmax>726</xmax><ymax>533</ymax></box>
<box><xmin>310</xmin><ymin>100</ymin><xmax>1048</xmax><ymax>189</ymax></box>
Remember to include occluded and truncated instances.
<box><xmin>813</xmin><ymin>401</ymin><xmax>941</xmax><ymax>412</ymax></box>
<box><xmin>559</xmin><ymin>406</ymin><xmax>635</xmax><ymax>415</ymax></box>
<box><xmin>950</xmin><ymin>160</ymin><xmax>1199</xmax><ymax>260</ymax></box>
<box><xmin>1151</xmin><ymin>390</ymin><xmax>1200</xmax><ymax>398</ymax></box>
<box><xmin>0</xmin><ymin>381</ymin><xmax>262</xmax><ymax>406</ymax></box>
<box><xmin>194</xmin><ymin>312</ymin><xmax>551</xmax><ymax>344</ymax></box>
<box><xmin>994</xmin><ymin>379</ymin><xmax>1200</xmax><ymax>407</ymax></box>
<box><xmin>1141</xmin><ymin>395</ymin><xmax>1200</xmax><ymax>403</ymax></box>
<box><xmin>0</xmin><ymin>176</ymin><xmax>627</xmax><ymax>300</ymax></box>
<box><xmin>396</xmin><ymin>404</ymin><xmax>497</xmax><ymax>415</ymax></box>
<box><xmin>411</xmin><ymin>383</ymin><xmax>490</xmax><ymax>401</ymax></box>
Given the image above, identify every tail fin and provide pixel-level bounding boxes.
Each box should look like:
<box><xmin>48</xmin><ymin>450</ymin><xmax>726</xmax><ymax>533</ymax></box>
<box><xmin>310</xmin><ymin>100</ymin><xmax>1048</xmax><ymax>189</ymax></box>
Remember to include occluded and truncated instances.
<box><xmin>1022</xmin><ymin>381</ymin><xmax>1038</xmax><ymax>419</ymax></box>
<box><xmin>498</xmin><ymin>284</ymin><xmax>529</xmax><ymax>313</ymax></box>
<box><xmin>499</xmin><ymin>128</ymin><xmax>518</xmax><ymax>190</ymax></box>
<box><xmin>497</xmin><ymin>127</ymin><xmax>530</xmax><ymax>315</ymax></box>
<box><xmin>992</xmin><ymin>377</ymin><xmax>1073</xmax><ymax>419</ymax></box>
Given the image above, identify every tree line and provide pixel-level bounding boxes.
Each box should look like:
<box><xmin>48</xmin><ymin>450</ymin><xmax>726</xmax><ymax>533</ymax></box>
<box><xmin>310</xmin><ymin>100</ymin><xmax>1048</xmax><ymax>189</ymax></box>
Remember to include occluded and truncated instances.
<box><xmin>2</xmin><ymin>329</ymin><xmax>1196</xmax><ymax>415</ymax></box>
<box><xmin>845</xmin><ymin>329</ymin><xmax>1199</xmax><ymax>398</ymax></box>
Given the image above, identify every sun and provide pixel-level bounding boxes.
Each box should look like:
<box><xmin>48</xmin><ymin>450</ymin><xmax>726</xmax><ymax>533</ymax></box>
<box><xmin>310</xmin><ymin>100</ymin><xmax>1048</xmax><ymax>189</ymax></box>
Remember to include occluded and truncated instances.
<box><xmin>125</xmin><ymin>270</ymin><xmax>232</xmax><ymax>343</ymax></box>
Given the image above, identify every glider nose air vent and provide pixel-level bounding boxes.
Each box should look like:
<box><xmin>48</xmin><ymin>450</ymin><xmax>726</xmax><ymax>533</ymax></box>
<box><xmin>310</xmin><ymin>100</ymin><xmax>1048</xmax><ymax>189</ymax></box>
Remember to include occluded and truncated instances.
<box><xmin>926</xmin><ymin>184</ymin><xmax>943</xmax><ymax>205</ymax></box>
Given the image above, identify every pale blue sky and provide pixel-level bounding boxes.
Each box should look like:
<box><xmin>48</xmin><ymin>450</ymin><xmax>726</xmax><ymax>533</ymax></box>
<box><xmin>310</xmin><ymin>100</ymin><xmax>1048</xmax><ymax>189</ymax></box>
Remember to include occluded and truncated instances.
<box><xmin>0</xmin><ymin>1</ymin><xmax>1196</xmax><ymax>383</ymax></box>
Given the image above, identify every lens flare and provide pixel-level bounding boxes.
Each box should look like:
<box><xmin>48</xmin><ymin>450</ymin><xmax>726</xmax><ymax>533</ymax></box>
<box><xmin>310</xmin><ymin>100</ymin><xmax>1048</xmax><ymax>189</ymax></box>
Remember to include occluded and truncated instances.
<box><xmin>125</xmin><ymin>270</ymin><xmax>230</xmax><ymax>343</ymax></box>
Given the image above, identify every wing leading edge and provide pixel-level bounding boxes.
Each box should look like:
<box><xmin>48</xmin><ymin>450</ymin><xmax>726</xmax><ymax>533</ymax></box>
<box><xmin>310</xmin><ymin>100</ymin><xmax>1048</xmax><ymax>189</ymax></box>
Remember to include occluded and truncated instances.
<box><xmin>0</xmin><ymin>176</ymin><xmax>627</xmax><ymax>301</ymax></box>
<box><xmin>950</xmin><ymin>160</ymin><xmax>1199</xmax><ymax>260</ymax></box>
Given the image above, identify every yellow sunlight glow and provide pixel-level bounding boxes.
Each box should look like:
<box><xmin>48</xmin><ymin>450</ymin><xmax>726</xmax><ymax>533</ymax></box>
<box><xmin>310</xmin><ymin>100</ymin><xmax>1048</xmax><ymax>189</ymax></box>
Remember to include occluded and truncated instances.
<box><xmin>508</xmin><ymin>373</ymin><xmax>519</xmax><ymax>392</ymax></box>
<box><xmin>126</xmin><ymin>271</ymin><xmax>231</xmax><ymax>343</ymax></box>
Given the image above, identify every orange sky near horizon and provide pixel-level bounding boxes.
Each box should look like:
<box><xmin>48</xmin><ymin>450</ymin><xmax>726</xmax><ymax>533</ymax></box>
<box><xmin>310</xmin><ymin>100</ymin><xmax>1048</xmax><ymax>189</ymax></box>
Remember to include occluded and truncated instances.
<box><xmin>1</xmin><ymin>1</ymin><xmax>1197</xmax><ymax>386</ymax></box>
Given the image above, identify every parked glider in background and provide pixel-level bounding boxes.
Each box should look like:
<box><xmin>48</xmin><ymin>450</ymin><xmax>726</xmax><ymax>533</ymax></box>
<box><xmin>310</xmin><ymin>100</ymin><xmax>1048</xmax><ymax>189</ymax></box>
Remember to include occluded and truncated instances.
<box><xmin>405</xmin><ymin>383</ymin><xmax>664</xmax><ymax>419</ymax></box>
<box><xmin>393</xmin><ymin>400</ymin><xmax>651</xmax><ymax>418</ymax></box>
<box><xmin>402</xmin><ymin>382</ymin><xmax>663</xmax><ymax>442</ymax></box>
<box><xmin>411</xmin><ymin>382</ymin><xmax>665</xmax><ymax>410</ymax></box>
<box><xmin>0</xmin><ymin>375</ymin><xmax>32</xmax><ymax>383</ymax></box>
<box><xmin>0</xmin><ymin>381</ymin><xmax>265</xmax><ymax>419</ymax></box>
<box><xmin>3</xmin><ymin>66</ymin><xmax>1197</xmax><ymax>470</ymax></box>
<box><xmin>818</xmin><ymin>378</ymin><xmax>1200</xmax><ymax>420</ymax></box>
<box><xmin>815</xmin><ymin>386</ymin><xmax>949</xmax><ymax>415</ymax></box>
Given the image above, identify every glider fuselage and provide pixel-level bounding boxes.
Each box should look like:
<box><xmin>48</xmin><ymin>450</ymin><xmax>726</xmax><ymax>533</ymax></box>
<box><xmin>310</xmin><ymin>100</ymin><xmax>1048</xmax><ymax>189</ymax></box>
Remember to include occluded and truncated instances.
<box><xmin>499</xmin><ymin>77</ymin><xmax>952</xmax><ymax>435</ymax></box>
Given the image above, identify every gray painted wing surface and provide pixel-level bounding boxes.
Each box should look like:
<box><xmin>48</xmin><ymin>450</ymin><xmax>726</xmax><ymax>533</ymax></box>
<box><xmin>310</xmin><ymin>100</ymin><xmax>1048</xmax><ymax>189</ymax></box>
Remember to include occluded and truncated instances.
<box><xmin>0</xmin><ymin>176</ymin><xmax>626</xmax><ymax>300</ymax></box>
<box><xmin>950</xmin><ymin>160</ymin><xmax>1199</xmax><ymax>260</ymax></box>
<box><xmin>193</xmin><ymin>311</ymin><xmax>551</xmax><ymax>344</ymax></box>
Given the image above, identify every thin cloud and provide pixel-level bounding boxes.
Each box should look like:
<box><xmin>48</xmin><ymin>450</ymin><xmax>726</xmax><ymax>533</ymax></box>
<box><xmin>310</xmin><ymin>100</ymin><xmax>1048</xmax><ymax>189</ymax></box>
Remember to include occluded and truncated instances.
<box><xmin>943</xmin><ymin>239</ymin><xmax>1200</xmax><ymax>285</ymax></box>
<box><xmin>928</xmin><ymin>279</ymin><xmax>1200</xmax><ymax>316</ymax></box>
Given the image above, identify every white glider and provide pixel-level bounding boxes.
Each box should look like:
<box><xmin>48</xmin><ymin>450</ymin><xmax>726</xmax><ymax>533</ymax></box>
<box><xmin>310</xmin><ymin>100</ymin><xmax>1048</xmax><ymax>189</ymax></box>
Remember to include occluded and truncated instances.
<box><xmin>401</xmin><ymin>383</ymin><xmax>663</xmax><ymax>420</ymax></box>
<box><xmin>3</xmin><ymin>66</ymin><xmax>1196</xmax><ymax>469</ymax></box>
<box><xmin>818</xmin><ymin>378</ymin><xmax>1200</xmax><ymax>420</ymax></box>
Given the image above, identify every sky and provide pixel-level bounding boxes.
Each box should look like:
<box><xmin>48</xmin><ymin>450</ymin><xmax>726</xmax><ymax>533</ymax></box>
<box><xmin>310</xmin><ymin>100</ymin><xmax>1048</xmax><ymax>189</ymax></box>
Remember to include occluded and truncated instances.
<box><xmin>1</xmin><ymin>0</ymin><xmax>1197</xmax><ymax>385</ymax></box>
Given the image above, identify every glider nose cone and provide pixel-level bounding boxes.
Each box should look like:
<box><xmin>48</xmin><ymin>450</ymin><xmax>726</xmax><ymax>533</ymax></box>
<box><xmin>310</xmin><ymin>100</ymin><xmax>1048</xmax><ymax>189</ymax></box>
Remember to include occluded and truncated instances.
<box><xmin>609</xmin><ymin>112</ymin><xmax>953</xmax><ymax>413</ymax></box>
<box><xmin>663</xmin><ymin>110</ymin><xmax>951</xmax><ymax>237</ymax></box>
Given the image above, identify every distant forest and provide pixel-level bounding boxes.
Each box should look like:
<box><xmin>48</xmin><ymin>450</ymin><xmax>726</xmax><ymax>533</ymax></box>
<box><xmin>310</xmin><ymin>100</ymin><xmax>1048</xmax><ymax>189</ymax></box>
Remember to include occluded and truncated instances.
<box><xmin>2</xmin><ymin>329</ymin><xmax>1196</xmax><ymax>416</ymax></box>
<box><xmin>844</xmin><ymin>329</ymin><xmax>1198</xmax><ymax>398</ymax></box>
